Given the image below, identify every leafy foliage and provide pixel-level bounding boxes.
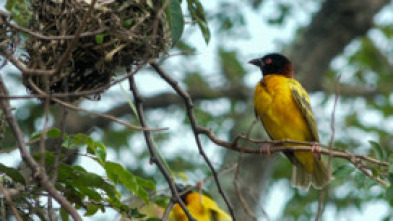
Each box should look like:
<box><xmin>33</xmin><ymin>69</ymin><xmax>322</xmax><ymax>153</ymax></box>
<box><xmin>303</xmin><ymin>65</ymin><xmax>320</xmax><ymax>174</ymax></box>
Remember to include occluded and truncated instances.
<box><xmin>164</xmin><ymin>0</ymin><xmax>185</xmax><ymax>47</ymax></box>
<box><xmin>186</xmin><ymin>0</ymin><xmax>211</xmax><ymax>43</ymax></box>
<box><xmin>5</xmin><ymin>0</ymin><xmax>32</xmax><ymax>27</ymax></box>
<box><xmin>10</xmin><ymin>129</ymin><xmax>158</xmax><ymax>219</ymax></box>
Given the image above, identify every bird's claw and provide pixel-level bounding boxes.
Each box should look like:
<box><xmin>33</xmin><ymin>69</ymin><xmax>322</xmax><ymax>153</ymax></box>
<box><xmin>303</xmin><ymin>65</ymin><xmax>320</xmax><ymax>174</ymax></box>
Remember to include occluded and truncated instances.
<box><xmin>311</xmin><ymin>142</ymin><xmax>321</xmax><ymax>160</ymax></box>
<box><xmin>259</xmin><ymin>143</ymin><xmax>271</xmax><ymax>156</ymax></box>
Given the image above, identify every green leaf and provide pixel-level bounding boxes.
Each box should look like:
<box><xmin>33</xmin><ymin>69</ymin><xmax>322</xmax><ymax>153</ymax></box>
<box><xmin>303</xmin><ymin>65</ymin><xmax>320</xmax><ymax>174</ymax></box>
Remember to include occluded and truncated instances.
<box><xmin>30</xmin><ymin>128</ymin><xmax>63</xmax><ymax>140</ymax></box>
<box><xmin>0</xmin><ymin>163</ymin><xmax>26</xmax><ymax>185</ymax></box>
<box><xmin>165</xmin><ymin>0</ymin><xmax>185</xmax><ymax>47</ymax></box>
<box><xmin>77</xmin><ymin>185</ymin><xmax>102</xmax><ymax>201</ymax></box>
<box><xmin>151</xmin><ymin>195</ymin><xmax>170</xmax><ymax>208</ymax></box>
<box><xmin>386</xmin><ymin>185</ymin><xmax>393</xmax><ymax>199</ymax></box>
<box><xmin>91</xmin><ymin>141</ymin><xmax>107</xmax><ymax>163</ymax></box>
<box><xmin>136</xmin><ymin>176</ymin><xmax>156</xmax><ymax>190</ymax></box>
<box><xmin>354</xmin><ymin>172</ymin><xmax>366</xmax><ymax>188</ymax></box>
<box><xmin>146</xmin><ymin>218</ymin><xmax>162</xmax><ymax>221</ymax></box>
<box><xmin>186</xmin><ymin>0</ymin><xmax>210</xmax><ymax>44</ymax></box>
<box><xmin>47</xmin><ymin>128</ymin><xmax>62</xmax><ymax>138</ymax></box>
<box><xmin>333</xmin><ymin>165</ymin><xmax>355</xmax><ymax>179</ymax></box>
<box><xmin>184</xmin><ymin>72</ymin><xmax>211</xmax><ymax>93</ymax></box>
<box><xmin>60</xmin><ymin>207</ymin><xmax>70</xmax><ymax>221</ymax></box>
<box><xmin>267</xmin><ymin>3</ymin><xmax>290</xmax><ymax>25</ymax></box>
<box><xmin>369</xmin><ymin>140</ymin><xmax>385</xmax><ymax>161</ymax></box>
<box><xmin>123</xmin><ymin>19</ymin><xmax>134</xmax><ymax>28</ymax></box>
<box><xmin>196</xmin><ymin>19</ymin><xmax>210</xmax><ymax>44</ymax></box>
<box><xmin>387</xmin><ymin>173</ymin><xmax>393</xmax><ymax>199</ymax></box>
<box><xmin>62</xmin><ymin>133</ymin><xmax>91</xmax><ymax>149</ymax></box>
<box><xmin>5</xmin><ymin>0</ymin><xmax>32</xmax><ymax>27</ymax></box>
<box><xmin>84</xmin><ymin>204</ymin><xmax>100</xmax><ymax>217</ymax></box>
<box><xmin>104</xmin><ymin>162</ymin><xmax>154</xmax><ymax>203</ymax></box>
<box><xmin>57</xmin><ymin>164</ymin><xmax>119</xmax><ymax>201</ymax></box>
<box><xmin>95</xmin><ymin>34</ymin><xmax>107</xmax><ymax>44</ymax></box>
<box><xmin>62</xmin><ymin>134</ymin><xmax>107</xmax><ymax>164</ymax></box>
<box><xmin>219</xmin><ymin>48</ymin><xmax>246</xmax><ymax>80</ymax></box>
<box><xmin>379</xmin><ymin>25</ymin><xmax>393</xmax><ymax>39</ymax></box>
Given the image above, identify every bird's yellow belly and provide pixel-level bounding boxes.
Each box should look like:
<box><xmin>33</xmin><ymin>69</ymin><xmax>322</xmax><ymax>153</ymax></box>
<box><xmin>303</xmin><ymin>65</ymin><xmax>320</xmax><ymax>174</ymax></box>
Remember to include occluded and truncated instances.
<box><xmin>255</xmin><ymin>83</ymin><xmax>312</xmax><ymax>142</ymax></box>
<box><xmin>254</xmin><ymin>77</ymin><xmax>315</xmax><ymax>172</ymax></box>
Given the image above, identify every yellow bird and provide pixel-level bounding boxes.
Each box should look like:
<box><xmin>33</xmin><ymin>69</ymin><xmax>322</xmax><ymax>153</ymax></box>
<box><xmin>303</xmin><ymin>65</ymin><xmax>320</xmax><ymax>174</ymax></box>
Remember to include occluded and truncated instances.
<box><xmin>249</xmin><ymin>53</ymin><xmax>329</xmax><ymax>190</ymax></box>
<box><xmin>169</xmin><ymin>184</ymin><xmax>232</xmax><ymax>221</ymax></box>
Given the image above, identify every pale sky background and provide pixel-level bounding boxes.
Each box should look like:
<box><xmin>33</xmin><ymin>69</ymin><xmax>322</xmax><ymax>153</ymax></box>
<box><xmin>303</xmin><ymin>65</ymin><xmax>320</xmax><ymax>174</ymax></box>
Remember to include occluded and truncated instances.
<box><xmin>1</xmin><ymin>0</ymin><xmax>392</xmax><ymax>220</ymax></box>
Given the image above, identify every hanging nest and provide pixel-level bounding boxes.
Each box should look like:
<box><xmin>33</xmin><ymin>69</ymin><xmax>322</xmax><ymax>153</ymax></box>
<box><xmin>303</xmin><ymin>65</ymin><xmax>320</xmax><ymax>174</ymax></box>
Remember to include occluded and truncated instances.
<box><xmin>22</xmin><ymin>0</ymin><xmax>171</xmax><ymax>101</ymax></box>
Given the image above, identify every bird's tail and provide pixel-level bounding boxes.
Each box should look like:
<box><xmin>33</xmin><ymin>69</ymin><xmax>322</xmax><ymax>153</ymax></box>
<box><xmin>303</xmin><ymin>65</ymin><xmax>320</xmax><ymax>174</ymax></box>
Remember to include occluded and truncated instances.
<box><xmin>291</xmin><ymin>164</ymin><xmax>312</xmax><ymax>190</ymax></box>
<box><xmin>291</xmin><ymin>159</ymin><xmax>330</xmax><ymax>190</ymax></box>
<box><xmin>311</xmin><ymin>158</ymin><xmax>330</xmax><ymax>189</ymax></box>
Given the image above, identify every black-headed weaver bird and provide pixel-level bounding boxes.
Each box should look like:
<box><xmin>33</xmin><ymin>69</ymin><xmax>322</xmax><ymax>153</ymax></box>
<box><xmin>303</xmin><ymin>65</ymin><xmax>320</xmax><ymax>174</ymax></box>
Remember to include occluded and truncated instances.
<box><xmin>169</xmin><ymin>184</ymin><xmax>232</xmax><ymax>221</ymax></box>
<box><xmin>249</xmin><ymin>53</ymin><xmax>329</xmax><ymax>190</ymax></box>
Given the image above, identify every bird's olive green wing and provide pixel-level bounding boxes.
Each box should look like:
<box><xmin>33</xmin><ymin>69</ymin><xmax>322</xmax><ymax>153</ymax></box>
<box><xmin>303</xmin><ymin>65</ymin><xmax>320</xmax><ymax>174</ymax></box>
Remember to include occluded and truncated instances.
<box><xmin>289</xmin><ymin>80</ymin><xmax>320</xmax><ymax>142</ymax></box>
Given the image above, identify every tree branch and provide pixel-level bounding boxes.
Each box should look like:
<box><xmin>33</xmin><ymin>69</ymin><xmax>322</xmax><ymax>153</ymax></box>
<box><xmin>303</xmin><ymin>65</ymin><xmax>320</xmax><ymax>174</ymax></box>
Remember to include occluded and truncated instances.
<box><xmin>128</xmin><ymin>74</ymin><xmax>196</xmax><ymax>221</ymax></box>
<box><xmin>150</xmin><ymin>62</ymin><xmax>237</xmax><ymax>220</ymax></box>
<box><xmin>27</xmin><ymin>78</ymin><xmax>166</xmax><ymax>132</ymax></box>
<box><xmin>289</xmin><ymin>0</ymin><xmax>389</xmax><ymax>90</ymax></box>
<box><xmin>198</xmin><ymin>127</ymin><xmax>390</xmax><ymax>186</ymax></box>
<box><xmin>0</xmin><ymin>76</ymin><xmax>82</xmax><ymax>221</ymax></box>
<box><xmin>0</xmin><ymin>184</ymin><xmax>23</xmax><ymax>221</ymax></box>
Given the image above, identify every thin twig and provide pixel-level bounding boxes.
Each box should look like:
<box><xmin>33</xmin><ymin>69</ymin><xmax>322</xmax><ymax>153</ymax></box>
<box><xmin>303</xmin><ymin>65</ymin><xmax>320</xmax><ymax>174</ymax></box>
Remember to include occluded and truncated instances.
<box><xmin>0</xmin><ymin>76</ymin><xmax>82</xmax><ymax>221</ymax></box>
<box><xmin>151</xmin><ymin>62</ymin><xmax>236</xmax><ymax>220</ymax></box>
<box><xmin>27</xmin><ymin>78</ymin><xmax>166</xmax><ymax>132</ymax></box>
<box><xmin>0</xmin><ymin>62</ymin><xmax>147</xmax><ymax>100</ymax></box>
<box><xmin>315</xmin><ymin>190</ymin><xmax>326</xmax><ymax>221</ymax></box>
<box><xmin>128</xmin><ymin>74</ymin><xmax>196</xmax><ymax>221</ymax></box>
<box><xmin>198</xmin><ymin>127</ymin><xmax>390</xmax><ymax>186</ymax></box>
<box><xmin>199</xmin><ymin>163</ymin><xmax>238</xmax><ymax>185</ymax></box>
<box><xmin>0</xmin><ymin>184</ymin><xmax>23</xmax><ymax>221</ymax></box>
<box><xmin>0</xmin><ymin>10</ymin><xmax>107</xmax><ymax>41</ymax></box>
<box><xmin>0</xmin><ymin>48</ymin><xmax>54</xmax><ymax>75</ymax></box>
<box><xmin>162</xmin><ymin>200</ymin><xmax>175</xmax><ymax>221</ymax></box>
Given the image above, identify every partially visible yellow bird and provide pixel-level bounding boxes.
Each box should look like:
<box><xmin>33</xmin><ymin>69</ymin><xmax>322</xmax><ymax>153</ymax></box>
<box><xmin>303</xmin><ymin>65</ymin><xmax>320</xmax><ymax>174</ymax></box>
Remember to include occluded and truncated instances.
<box><xmin>169</xmin><ymin>185</ymin><xmax>232</xmax><ymax>221</ymax></box>
<box><xmin>250</xmin><ymin>53</ymin><xmax>330</xmax><ymax>190</ymax></box>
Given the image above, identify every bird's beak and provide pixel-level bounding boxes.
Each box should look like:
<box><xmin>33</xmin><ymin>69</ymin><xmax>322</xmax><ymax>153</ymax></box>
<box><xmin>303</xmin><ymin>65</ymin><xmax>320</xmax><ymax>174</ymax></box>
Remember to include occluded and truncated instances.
<box><xmin>249</xmin><ymin>58</ymin><xmax>262</xmax><ymax>66</ymax></box>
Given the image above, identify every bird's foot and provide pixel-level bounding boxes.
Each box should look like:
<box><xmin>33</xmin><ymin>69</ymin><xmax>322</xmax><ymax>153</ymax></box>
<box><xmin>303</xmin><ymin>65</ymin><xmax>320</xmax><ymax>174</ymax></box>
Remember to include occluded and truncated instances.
<box><xmin>259</xmin><ymin>143</ymin><xmax>271</xmax><ymax>156</ymax></box>
<box><xmin>311</xmin><ymin>142</ymin><xmax>321</xmax><ymax>160</ymax></box>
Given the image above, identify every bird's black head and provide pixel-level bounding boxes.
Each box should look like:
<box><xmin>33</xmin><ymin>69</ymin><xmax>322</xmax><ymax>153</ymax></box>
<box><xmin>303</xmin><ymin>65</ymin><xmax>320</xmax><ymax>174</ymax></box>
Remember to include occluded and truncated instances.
<box><xmin>249</xmin><ymin>53</ymin><xmax>293</xmax><ymax>78</ymax></box>
<box><xmin>175</xmin><ymin>183</ymin><xmax>192</xmax><ymax>203</ymax></box>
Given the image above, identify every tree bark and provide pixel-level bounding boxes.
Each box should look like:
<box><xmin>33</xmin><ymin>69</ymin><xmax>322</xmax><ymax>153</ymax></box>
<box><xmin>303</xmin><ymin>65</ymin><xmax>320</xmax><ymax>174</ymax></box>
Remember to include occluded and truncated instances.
<box><xmin>289</xmin><ymin>0</ymin><xmax>389</xmax><ymax>90</ymax></box>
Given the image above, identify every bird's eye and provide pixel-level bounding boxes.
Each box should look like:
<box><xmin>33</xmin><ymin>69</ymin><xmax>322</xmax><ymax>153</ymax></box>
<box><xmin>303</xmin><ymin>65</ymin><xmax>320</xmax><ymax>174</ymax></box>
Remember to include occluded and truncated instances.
<box><xmin>265</xmin><ymin>58</ymin><xmax>272</xmax><ymax>64</ymax></box>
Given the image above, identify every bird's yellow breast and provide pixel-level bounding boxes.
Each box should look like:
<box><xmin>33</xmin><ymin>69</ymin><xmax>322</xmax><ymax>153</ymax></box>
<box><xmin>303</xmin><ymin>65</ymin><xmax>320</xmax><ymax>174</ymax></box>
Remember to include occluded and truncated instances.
<box><xmin>254</xmin><ymin>75</ymin><xmax>313</xmax><ymax>142</ymax></box>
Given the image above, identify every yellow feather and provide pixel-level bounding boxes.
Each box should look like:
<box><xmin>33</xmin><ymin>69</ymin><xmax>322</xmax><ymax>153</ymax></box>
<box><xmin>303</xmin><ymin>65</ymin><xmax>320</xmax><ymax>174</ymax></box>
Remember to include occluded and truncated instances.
<box><xmin>254</xmin><ymin>74</ymin><xmax>329</xmax><ymax>189</ymax></box>
<box><xmin>169</xmin><ymin>192</ymin><xmax>232</xmax><ymax>221</ymax></box>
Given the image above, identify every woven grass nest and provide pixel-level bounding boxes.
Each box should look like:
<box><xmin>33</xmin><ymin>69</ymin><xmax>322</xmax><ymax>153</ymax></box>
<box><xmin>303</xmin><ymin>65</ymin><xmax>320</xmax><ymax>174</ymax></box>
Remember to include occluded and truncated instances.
<box><xmin>23</xmin><ymin>0</ymin><xmax>171</xmax><ymax>101</ymax></box>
